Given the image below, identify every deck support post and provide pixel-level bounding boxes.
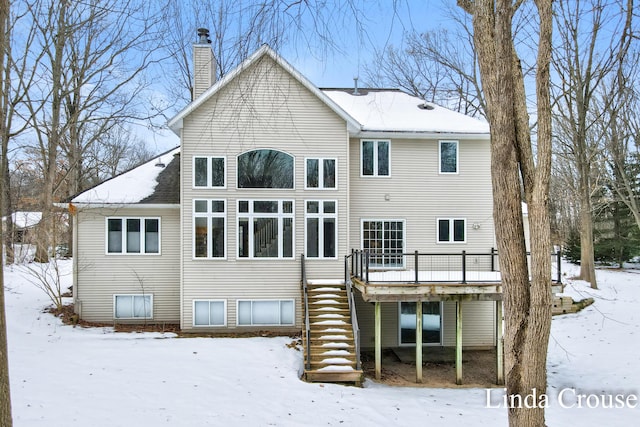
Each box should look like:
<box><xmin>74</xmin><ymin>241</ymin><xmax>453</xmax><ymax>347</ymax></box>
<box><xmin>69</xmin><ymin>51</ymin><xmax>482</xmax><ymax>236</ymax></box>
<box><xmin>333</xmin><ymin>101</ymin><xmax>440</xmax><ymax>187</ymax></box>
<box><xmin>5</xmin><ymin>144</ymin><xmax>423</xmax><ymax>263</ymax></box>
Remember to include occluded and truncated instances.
<box><xmin>416</xmin><ymin>301</ymin><xmax>423</xmax><ymax>383</ymax></box>
<box><xmin>496</xmin><ymin>300</ymin><xmax>504</xmax><ymax>385</ymax></box>
<box><xmin>375</xmin><ymin>301</ymin><xmax>382</xmax><ymax>381</ymax></box>
<box><xmin>456</xmin><ymin>300</ymin><xmax>463</xmax><ymax>385</ymax></box>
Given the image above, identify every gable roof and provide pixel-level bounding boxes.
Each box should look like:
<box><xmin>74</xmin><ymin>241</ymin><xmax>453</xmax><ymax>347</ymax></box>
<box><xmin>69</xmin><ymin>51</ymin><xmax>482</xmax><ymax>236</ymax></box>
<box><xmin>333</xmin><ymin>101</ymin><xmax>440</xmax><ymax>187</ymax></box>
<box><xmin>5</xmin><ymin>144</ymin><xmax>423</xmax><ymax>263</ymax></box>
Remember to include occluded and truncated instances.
<box><xmin>168</xmin><ymin>45</ymin><xmax>489</xmax><ymax>139</ymax></box>
<box><xmin>168</xmin><ymin>44</ymin><xmax>361</xmax><ymax>135</ymax></box>
<box><xmin>68</xmin><ymin>147</ymin><xmax>180</xmax><ymax>207</ymax></box>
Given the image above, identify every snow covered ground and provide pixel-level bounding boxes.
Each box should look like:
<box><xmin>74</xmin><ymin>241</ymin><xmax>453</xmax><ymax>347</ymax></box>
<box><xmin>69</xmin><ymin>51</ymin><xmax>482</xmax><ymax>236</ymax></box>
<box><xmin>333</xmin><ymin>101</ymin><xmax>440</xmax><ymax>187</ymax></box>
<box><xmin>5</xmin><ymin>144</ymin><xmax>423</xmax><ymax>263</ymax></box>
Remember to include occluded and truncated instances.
<box><xmin>4</xmin><ymin>260</ymin><xmax>639</xmax><ymax>426</ymax></box>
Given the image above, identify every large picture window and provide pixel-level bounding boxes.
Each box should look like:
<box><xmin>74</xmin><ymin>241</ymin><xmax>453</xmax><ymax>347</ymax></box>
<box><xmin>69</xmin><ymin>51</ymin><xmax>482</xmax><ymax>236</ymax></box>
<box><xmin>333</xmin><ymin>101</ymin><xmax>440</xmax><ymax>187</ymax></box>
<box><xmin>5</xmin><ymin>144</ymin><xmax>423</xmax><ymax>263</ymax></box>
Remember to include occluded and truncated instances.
<box><xmin>114</xmin><ymin>294</ymin><xmax>153</xmax><ymax>319</ymax></box>
<box><xmin>305</xmin><ymin>200</ymin><xmax>337</xmax><ymax>259</ymax></box>
<box><xmin>193</xmin><ymin>156</ymin><xmax>225</xmax><ymax>188</ymax></box>
<box><xmin>237</xmin><ymin>149</ymin><xmax>294</xmax><ymax>188</ymax></box>
<box><xmin>237</xmin><ymin>300</ymin><xmax>294</xmax><ymax>326</ymax></box>
<box><xmin>193</xmin><ymin>300</ymin><xmax>226</xmax><ymax>326</ymax></box>
<box><xmin>439</xmin><ymin>141</ymin><xmax>458</xmax><ymax>174</ymax></box>
<box><xmin>306</xmin><ymin>158</ymin><xmax>336</xmax><ymax>189</ymax></box>
<box><xmin>437</xmin><ymin>218</ymin><xmax>466</xmax><ymax>243</ymax></box>
<box><xmin>238</xmin><ymin>200</ymin><xmax>294</xmax><ymax>259</ymax></box>
<box><xmin>362</xmin><ymin>220</ymin><xmax>404</xmax><ymax>267</ymax></box>
<box><xmin>194</xmin><ymin>200</ymin><xmax>226</xmax><ymax>258</ymax></box>
<box><xmin>107</xmin><ymin>218</ymin><xmax>160</xmax><ymax>254</ymax></box>
<box><xmin>361</xmin><ymin>140</ymin><xmax>390</xmax><ymax>177</ymax></box>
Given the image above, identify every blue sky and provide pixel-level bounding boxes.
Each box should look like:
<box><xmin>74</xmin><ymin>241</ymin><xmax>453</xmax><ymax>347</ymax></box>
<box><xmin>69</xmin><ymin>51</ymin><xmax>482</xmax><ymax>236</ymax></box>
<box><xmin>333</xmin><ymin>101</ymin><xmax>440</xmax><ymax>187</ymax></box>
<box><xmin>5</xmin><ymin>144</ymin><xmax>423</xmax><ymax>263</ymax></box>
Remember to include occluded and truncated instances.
<box><xmin>285</xmin><ymin>0</ymin><xmax>451</xmax><ymax>87</ymax></box>
<box><xmin>151</xmin><ymin>0</ymin><xmax>454</xmax><ymax>152</ymax></box>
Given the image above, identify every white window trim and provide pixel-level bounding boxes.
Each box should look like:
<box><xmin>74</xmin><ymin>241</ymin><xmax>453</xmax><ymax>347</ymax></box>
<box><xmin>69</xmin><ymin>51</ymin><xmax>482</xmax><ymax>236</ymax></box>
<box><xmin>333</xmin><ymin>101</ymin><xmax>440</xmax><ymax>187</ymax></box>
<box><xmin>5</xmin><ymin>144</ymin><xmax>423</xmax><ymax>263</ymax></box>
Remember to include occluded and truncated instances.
<box><xmin>105</xmin><ymin>217</ymin><xmax>161</xmax><ymax>255</ymax></box>
<box><xmin>235</xmin><ymin>299</ymin><xmax>295</xmax><ymax>326</ymax></box>
<box><xmin>193</xmin><ymin>199</ymin><xmax>227</xmax><ymax>260</ymax></box>
<box><xmin>236</xmin><ymin>149</ymin><xmax>296</xmax><ymax>190</ymax></box>
<box><xmin>360</xmin><ymin>218</ymin><xmax>406</xmax><ymax>269</ymax></box>
<box><xmin>236</xmin><ymin>199</ymin><xmax>295</xmax><ymax>259</ymax></box>
<box><xmin>436</xmin><ymin>218</ymin><xmax>467</xmax><ymax>244</ymax></box>
<box><xmin>439</xmin><ymin>140</ymin><xmax>459</xmax><ymax>174</ymax></box>
<box><xmin>397</xmin><ymin>301</ymin><xmax>442</xmax><ymax>347</ymax></box>
<box><xmin>304</xmin><ymin>200</ymin><xmax>338</xmax><ymax>259</ymax></box>
<box><xmin>360</xmin><ymin>139</ymin><xmax>391</xmax><ymax>177</ymax></box>
<box><xmin>193</xmin><ymin>155</ymin><xmax>227</xmax><ymax>189</ymax></box>
<box><xmin>113</xmin><ymin>294</ymin><xmax>153</xmax><ymax>320</ymax></box>
<box><xmin>304</xmin><ymin>157</ymin><xmax>338</xmax><ymax>190</ymax></box>
<box><xmin>192</xmin><ymin>299</ymin><xmax>227</xmax><ymax>327</ymax></box>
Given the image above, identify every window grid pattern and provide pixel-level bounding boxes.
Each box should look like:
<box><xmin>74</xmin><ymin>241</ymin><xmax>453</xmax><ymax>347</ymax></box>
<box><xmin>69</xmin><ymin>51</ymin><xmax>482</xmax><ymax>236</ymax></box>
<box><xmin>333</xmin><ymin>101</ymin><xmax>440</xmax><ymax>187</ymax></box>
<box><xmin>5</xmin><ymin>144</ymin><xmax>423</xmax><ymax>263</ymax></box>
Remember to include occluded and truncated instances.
<box><xmin>362</xmin><ymin>220</ymin><xmax>404</xmax><ymax>267</ymax></box>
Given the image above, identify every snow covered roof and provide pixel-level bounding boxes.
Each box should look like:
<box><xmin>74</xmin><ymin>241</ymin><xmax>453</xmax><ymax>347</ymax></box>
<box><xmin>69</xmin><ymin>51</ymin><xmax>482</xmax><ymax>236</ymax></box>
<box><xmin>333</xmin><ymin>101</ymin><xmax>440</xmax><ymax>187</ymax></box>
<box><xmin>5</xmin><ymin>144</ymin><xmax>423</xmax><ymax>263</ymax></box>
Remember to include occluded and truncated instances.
<box><xmin>10</xmin><ymin>211</ymin><xmax>42</xmax><ymax>229</ymax></box>
<box><xmin>69</xmin><ymin>147</ymin><xmax>180</xmax><ymax>206</ymax></box>
<box><xmin>322</xmin><ymin>89</ymin><xmax>489</xmax><ymax>136</ymax></box>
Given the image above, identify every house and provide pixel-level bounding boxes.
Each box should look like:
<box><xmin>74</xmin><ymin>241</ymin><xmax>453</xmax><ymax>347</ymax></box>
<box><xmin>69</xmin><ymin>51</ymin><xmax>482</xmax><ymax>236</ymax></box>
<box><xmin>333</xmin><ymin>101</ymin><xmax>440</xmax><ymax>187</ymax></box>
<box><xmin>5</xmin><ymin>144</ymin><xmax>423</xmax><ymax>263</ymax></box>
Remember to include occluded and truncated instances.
<box><xmin>64</xmin><ymin>32</ymin><xmax>560</xmax><ymax>385</ymax></box>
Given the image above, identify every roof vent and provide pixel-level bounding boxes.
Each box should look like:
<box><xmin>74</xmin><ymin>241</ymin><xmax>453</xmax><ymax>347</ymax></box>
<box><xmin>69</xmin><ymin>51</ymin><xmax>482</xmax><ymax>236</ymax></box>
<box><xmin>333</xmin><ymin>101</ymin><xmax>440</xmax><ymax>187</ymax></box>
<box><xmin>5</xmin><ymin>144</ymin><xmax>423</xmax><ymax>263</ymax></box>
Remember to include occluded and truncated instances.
<box><xmin>155</xmin><ymin>158</ymin><xmax>165</xmax><ymax>168</ymax></box>
<box><xmin>418</xmin><ymin>102</ymin><xmax>435</xmax><ymax>110</ymax></box>
<box><xmin>353</xmin><ymin>76</ymin><xmax>359</xmax><ymax>95</ymax></box>
<box><xmin>197</xmin><ymin>28</ymin><xmax>211</xmax><ymax>44</ymax></box>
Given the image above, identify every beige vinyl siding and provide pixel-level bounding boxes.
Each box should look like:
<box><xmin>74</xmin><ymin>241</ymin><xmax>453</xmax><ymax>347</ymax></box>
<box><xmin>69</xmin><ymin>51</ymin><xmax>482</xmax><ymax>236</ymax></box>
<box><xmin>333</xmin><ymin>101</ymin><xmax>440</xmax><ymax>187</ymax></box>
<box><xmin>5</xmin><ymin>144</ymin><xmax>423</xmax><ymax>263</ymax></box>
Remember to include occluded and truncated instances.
<box><xmin>349</xmin><ymin>137</ymin><xmax>494</xmax><ymax>254</ymax></box>
<box><xmin>355</xmin><ymin>298</ymin><xmax>496</xmax><ymax>349</ymax></box>
<box><xmin>180</xmin><ymin>55</ymin><xmax>349</xmax><ymax>330</ymax></box>
<box><xmin>74</xmin><ymin>207</ymin><xmax>180</xmax><ymax>323</ymax></box>
<box><xmin>441</xmin><ymin>301</ymin><xmax>496</xmax><ymax>347</ymax></box>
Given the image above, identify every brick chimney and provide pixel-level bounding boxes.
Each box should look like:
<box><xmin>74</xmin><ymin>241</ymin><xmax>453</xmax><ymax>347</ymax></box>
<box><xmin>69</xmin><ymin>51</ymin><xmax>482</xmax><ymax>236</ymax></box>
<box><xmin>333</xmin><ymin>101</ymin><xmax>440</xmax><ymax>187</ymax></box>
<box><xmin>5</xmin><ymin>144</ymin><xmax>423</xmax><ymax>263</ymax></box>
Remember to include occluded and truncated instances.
<box><xmin>192</xmin><ymin>28</ymin><xmax>215</xmax><ymax>100</ymax></box>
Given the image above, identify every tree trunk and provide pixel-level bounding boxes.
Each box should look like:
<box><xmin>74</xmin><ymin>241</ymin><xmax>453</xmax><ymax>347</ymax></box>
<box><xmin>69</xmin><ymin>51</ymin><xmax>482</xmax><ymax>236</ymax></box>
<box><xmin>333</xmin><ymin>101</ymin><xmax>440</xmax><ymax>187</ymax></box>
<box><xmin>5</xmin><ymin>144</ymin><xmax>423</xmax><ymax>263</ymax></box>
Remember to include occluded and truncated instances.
<box><xmin>461</xmin><ymin>0</ymin><xmax>553</xmax><ymax>425</ymax></box>
<box><xmin>578</xmin><ymin>191</ymin><xmax>597</xmax><ymax>287</ymax></box>
<box><xmin>0</xmin><ymin>0</ymin><xmax>13</xmax><ymax>422</ymax></box>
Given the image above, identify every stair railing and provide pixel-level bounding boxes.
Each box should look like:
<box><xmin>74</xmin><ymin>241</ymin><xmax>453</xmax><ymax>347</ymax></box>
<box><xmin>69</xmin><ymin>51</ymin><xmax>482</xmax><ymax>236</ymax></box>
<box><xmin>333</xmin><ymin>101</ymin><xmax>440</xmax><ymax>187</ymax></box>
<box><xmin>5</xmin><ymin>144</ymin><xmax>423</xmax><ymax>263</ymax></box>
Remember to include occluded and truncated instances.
<box><xmin>345</xmin><ymin>254</ymin><xmax>361</xmax><ymax>371</ymax></box>
<box><xmin>301</xmin><ymin>254</ymin><xmax>311</xmax><ymax>370</ymax></box>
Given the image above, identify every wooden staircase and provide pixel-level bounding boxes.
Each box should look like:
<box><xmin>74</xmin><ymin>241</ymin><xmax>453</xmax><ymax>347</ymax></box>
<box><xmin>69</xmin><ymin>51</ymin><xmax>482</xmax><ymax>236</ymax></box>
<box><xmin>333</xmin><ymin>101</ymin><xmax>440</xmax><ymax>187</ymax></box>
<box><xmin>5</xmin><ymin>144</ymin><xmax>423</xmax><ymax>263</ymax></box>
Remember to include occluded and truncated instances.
<box><xmin>302</xmin><ymin>282</ymin><xmax>364</xmax><ymax>385</ymax></box>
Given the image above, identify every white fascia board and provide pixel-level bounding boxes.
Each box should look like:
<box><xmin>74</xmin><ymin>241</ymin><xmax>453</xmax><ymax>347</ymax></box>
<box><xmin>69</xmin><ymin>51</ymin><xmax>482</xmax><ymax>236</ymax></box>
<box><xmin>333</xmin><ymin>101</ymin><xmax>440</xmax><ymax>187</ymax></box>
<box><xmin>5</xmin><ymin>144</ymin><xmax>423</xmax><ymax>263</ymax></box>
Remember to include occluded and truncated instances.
<box><xmin>354</xmin><ymin>130</ymin><xmax>491</xmax><ymax>141</ymax></box>
<box><xmin>55</xmin><ymin>203</ymin><xmax>180</xmax><ymax>210</ymax></box>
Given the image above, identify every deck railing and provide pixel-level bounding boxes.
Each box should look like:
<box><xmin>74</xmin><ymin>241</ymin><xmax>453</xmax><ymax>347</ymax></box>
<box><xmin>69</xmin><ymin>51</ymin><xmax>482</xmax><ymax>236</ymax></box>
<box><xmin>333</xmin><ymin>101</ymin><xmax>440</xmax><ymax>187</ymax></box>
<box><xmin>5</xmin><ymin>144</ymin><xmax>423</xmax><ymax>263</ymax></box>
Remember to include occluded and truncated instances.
<box><xmin>344</xmin><ymin>255</ymin><xmax>361</xmax><ymax>371</ymax></box>
<box><xmin>300</xmin><ymin>255</ymin><xmax>311</xmax><ymax>370</ymax></box>
<box><xmin>348</xmin><ymin>248</ymin><xmax>562</xmax><ymax>285</ymax></box>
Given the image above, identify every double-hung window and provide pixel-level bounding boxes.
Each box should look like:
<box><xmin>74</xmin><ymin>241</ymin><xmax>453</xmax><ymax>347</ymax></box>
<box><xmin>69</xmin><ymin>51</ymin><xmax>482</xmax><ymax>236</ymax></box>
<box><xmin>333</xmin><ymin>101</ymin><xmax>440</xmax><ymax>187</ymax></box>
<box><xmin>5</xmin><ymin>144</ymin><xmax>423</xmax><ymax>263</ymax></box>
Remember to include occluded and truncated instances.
<box><xmin>437</xmin><ymin>218</ymin><xmax>466</xmax><ymax>243</ymax></box>
<box><xmin>107</xmin><ymin>218</ymin><xmax>160</xmax><ymax>254</ymax></box>
<box><xmin>238</xmin><ymin>200</ymin><xmax>294</xmax><ymax>259</ymax></box>
<box><xmin>305</xmin><ymin>158</ymin><xmax>336</xmax><ymax>189</ymax></box>
<box><xmin>361</xmin><ymin>140</ymin><xmax>390</xmax><ymax>176</ymax></box>
<box><xmin>305</xmin><ymin>201</ymin><xmax>337</xmax><ymax>259</ymax></box>
<box><xmin>362</xmin><ymin>220</ymin><xmax>404</xmax><ymax>268</ymax></box>
<box><xmin>194</xmin><ymin>200</ymin><xmax>226</xmax><ymax>258</ymax></box>
<box><xmin>193</xmin><ymin>156</ymin><xmax>226</xmax><ymax>188</ymax></box>
<box><xmin>439</xmin><ymin>141</ymin><xmax>458</xmax><ymax>174</ymax></box>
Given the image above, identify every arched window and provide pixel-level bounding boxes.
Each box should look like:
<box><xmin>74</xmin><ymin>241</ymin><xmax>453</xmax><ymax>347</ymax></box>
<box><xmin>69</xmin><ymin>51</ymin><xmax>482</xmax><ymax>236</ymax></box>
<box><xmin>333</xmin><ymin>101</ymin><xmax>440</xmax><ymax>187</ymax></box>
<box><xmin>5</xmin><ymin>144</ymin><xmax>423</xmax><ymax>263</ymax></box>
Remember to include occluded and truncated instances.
<box><xmin>237</xmin><ymin>149</ymin><xmax>294</xmax><ymax>189</ymax></box>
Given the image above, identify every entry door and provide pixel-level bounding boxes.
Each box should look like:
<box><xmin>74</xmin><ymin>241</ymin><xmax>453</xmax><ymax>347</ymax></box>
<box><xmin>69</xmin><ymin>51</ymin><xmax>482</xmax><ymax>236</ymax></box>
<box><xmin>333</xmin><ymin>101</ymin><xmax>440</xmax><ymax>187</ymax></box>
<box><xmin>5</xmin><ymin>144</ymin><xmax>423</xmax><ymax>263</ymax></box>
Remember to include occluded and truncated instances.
<box><xmin>399</xmin><ymin>302</ymin><xmax>442</xmax><ymax>345</ymax></box>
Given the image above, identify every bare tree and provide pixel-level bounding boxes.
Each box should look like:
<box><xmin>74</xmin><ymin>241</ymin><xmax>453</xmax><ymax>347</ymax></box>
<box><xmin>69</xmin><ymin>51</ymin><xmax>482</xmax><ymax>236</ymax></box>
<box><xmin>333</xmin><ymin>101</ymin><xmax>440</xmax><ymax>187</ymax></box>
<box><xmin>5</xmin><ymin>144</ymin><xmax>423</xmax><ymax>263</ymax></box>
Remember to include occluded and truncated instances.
<box><xmin>18</xmin><ymin>0</ymin><xmax>166</xmax><ymax>259</ymax></box>
<box><xmin>364</xmin><ymin>12</ymin><xmax>486</xmax><ymax>117</ymax></box>
<box><xmin>552</xmin><ymin>0</ymin><xmax>635</xmax><ymax>288</ymax></box>
<box><xmin>0</xmin><ymin>0</ymin><xmax>13</xmax><ymax>421</ymax></box>
<box><xmin>458</xmin><ymin>1</ymin><xmax>553</xmax><ymax>426</ymax></box>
